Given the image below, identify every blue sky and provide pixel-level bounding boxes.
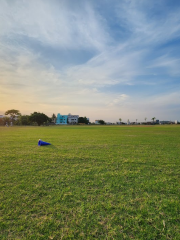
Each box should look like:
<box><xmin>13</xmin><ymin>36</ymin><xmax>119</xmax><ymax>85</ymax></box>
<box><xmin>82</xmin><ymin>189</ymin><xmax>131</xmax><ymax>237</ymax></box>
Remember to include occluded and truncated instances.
<box><xmin>0</xmin><ymin>0</ymin><xmax>180</xmax><ymax>122</ymax></box>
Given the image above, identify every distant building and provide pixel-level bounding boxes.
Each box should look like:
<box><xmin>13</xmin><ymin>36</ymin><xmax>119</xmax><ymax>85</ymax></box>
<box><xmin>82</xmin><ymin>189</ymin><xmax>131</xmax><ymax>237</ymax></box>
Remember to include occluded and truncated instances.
<box><xmin>175</xmin><ymin>120</ymin><xmax>178</xmax><ymax>124</ymax></box>
<box><xmin>159</xmin><ymin>121</ymin><xmax>171</xmax><ymax>124</ymax></box>
<box><xmin>68</xmin><ymin>113</ymin><xmax>79</xmax><ymax>124</ymax></box>
<box><xmin>0</xmin><ymin>115</ymin><xmax>4</xmax><ymax>118</ymax></box>
<box><xmin>56</xmin><ymin>113</ymin><xmax>68</xmax><ymax>125</ymax></box>
<box><xmin>156</xmin><ymin>119</ymin><xmax>159</xmax><ymax>124</ymax></box>
<box><xmin>95</xmin><ymin>120</ymin><xmax>100</xmax><ymax>124</ymax></box>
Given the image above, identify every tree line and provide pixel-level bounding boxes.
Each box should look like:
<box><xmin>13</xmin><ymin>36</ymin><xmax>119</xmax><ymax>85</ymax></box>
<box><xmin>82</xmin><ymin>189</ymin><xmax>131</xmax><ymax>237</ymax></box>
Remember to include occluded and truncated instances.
<box><xmin>0</xmin><ymin>109</ymin><xmax>89</xmax><ymax>126</ymax></box>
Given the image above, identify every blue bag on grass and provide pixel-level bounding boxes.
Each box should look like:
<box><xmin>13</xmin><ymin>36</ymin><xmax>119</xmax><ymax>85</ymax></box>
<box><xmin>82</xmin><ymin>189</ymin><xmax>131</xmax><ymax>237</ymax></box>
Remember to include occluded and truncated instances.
<box><xmin>38</xmin><ymin>139</ymin><xmax>51</xmax><ymax>146</ymax></box>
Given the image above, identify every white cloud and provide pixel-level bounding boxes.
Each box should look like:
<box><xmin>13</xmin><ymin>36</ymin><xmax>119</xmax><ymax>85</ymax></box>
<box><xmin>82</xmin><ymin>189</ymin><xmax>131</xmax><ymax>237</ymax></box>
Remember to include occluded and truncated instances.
<box><xmin>0</xmin><ymin>0</ymin><xmax>111</xmax><ymax>51</ymax></box>
<box><xmin>115</xmin><ymin>0</ymin><xmax>180</xmax><ymax>46</ymax></box>
<box><xmin>148</xmin><ymin>55</ymin><xmax>180</xmax><ymax>76</ymax></box>
<box><xmin>107</xmin><ymin>94</ymin><xmax>129</xmax><ymax>107</ymax></box>
<box><xmin>0</xmin><ymin>0</ymin><xmax>180</xmax><ymax>122</ymax></box>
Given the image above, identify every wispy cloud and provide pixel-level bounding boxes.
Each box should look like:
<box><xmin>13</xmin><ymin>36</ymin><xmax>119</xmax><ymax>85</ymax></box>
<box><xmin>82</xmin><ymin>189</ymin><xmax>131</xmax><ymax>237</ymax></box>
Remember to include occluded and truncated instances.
<box><xmin>0</xmin><ymin>0</ymin><xmax>180</xmax><ymax>121</ymax></box>
<box><xmin>0</xmin><ymin>0</ymin><xmax>111</xmax><ymax>51</ymax></box>
<box><xmin>148</xmin><ymin>55</ymin><xmax>180</xmax><ymax>76</ymax></box>
<box><xmin>107</xmin><ymin>94</ymin><xmax>129</xmax><ymax>107</ymax></box>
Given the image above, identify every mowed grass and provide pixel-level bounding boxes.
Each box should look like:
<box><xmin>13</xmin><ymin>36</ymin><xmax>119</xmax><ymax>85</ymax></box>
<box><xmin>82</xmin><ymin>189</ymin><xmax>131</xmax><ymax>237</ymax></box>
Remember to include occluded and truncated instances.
<box><xmin>0</xmin><ymin>125</ymin><xmax>180</xmax><ymax>239</ymax></box>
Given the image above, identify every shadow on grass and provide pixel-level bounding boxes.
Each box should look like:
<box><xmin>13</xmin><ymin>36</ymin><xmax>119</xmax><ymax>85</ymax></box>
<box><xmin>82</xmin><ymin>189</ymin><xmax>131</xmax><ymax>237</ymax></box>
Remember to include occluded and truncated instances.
<box><xmin>38</xmin><ymin>144</ymin><xmax>58</xmax><ymax>149</ymax></box>
<box><xmin>49</xmin><ymin>144</ymin><xmax>58</xmax><ymax>149</ymax></box>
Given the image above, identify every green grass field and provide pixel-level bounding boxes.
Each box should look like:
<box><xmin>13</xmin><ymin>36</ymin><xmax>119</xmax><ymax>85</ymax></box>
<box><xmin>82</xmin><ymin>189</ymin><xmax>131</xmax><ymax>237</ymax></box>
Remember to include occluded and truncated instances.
<box><xmin>0</xmin><ymin>125</ymin><xmax>180</xmax><ymax>239</ymax></box>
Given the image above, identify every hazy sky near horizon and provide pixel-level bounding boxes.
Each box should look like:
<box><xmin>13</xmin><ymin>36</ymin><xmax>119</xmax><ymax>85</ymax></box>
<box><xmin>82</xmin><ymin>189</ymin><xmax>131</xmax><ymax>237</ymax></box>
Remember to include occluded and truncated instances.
<box><xmin>0</xmin><ymin>0</ymin><xmax>180</xmax><ymax>122</ymax></box>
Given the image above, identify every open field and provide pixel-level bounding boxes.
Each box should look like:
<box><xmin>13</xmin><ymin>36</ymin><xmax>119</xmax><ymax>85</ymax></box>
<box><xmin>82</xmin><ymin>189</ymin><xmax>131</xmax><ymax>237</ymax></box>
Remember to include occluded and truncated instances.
<box><xmin>0</xmin><ymin>125</ymin><xmax>180</xmax><ymax>239</ymax></box>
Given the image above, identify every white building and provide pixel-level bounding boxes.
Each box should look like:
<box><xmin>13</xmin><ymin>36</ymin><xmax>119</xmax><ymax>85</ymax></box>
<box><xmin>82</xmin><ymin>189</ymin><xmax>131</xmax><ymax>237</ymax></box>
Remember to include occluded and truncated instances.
<box><xmin>159</xmin><ymin>121</ymin><xmax>171</xmax><ymax>124</ymax></box>
<box><xmin>68</xmin><ymin>114</ymin><xmax>79</xmax><ymax>124</ymax></box>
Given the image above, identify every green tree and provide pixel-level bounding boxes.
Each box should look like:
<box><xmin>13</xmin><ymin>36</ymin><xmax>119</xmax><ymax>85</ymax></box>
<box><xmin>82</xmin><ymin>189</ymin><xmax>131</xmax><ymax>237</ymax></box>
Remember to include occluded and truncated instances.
<box><xmin>0</xmin><ymin>116</ymin><xmax>10</xmax><ymax>126</ymax></box>
<box><xmin>145</xmin><ymin>117</ymin><xmax>147</xmax><ymax>122</ymax></box>
<box><xmin>20</xmin><ymin>115</ymin><xmax>30</xmax><ymax>125</ymax></box>
<box><xmin>152</xmin><ymin>117</ymin><xmax>156</xmax><ymax>123</ymax></box>
<box><xmin>51</xmin><ymin>113</ymin><xmax>56</xmax><ymax>123</ymax></box>
<box><xmin>119</xmin><ymin>118</ymin><xmax>122</xmax><ymax>124</ymax></box>
<box><xmin>78</xmin><ymin>117</ymin><xmax>89</xmax><ymax>124</ymax></box>
<box><xmin>0</xmin><ymin>118</ymin><xmax>3</xmax><ymax>126</ymax></box>
<box><xmin>5</xmin><ymin>109</ymin><xmax>21</xmax><ymax>121</ymax></box>
<box><xmin>98</xmin><ymin>120</ymin><xmax>106</xmax><ymax>125</ymax></box>
<box><xmin>29</xmin><ymin>112</ymin><xmax>50</xmax><ymax>126</ymax></box>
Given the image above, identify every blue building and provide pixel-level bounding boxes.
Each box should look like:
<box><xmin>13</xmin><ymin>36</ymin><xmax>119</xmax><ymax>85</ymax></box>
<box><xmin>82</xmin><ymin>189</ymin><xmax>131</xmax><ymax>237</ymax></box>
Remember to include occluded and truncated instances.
<box><xmin>56</xmin><ymin>113</ymin><xmax>68</xmax><ymax>125</ymax></box>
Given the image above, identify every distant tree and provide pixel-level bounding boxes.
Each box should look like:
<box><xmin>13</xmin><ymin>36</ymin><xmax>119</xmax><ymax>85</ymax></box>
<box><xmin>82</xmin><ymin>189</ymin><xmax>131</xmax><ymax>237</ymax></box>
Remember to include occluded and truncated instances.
<box><xmin>145</xmin><ymin>117</ymin><xmax>147</xmax><ymax>122</ymax></box>
<box><xmin>152</xmin><ymin>117</ymin><xmax>156</xmax><ymax>123</ymax></box>
<box><xmin>29</xmin><ymin>112</ymin><xmax>50</xmax><ymax>126</ymax></box>
<box><xmin>5</xmin><ymin>109</ymin><xmax>21</xmax><ymax>121</ymax></box>
<box><xmin>51</xmin><ymin>113</ymin><xmax>56</xmax><ymax>123</ymax></box>
<box><xmin>119</xmin><ymin>118</ymin><xmax>122</xmax><ymax>124</ymax></box>
<box><xmin>98</xmin><ymin>120</ymin><xmax>106</xmax><ymax>125</ymax></box>
<box><xmin>136</xmin><ymin>119</ymin><xmax>138</xmax><ymax>124</ymax></box>
<box><xmin>0</xmin><ymin>118</ymin><xmax>3</xmax><ymax>126</ymax></box>
<box><xmin>20</xmin><ymin>115</ymin><xmax>30</xmax><ymax>125</ymax></box>
<box><xmin>78</xmin><ymin>117</ymin><xmax>89</xmax><ymax>124</ymax></box>
<box><xmin>0</xmin><ymin>116</ymin><xmax>10</xmax><ymax>126</ymax></box>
